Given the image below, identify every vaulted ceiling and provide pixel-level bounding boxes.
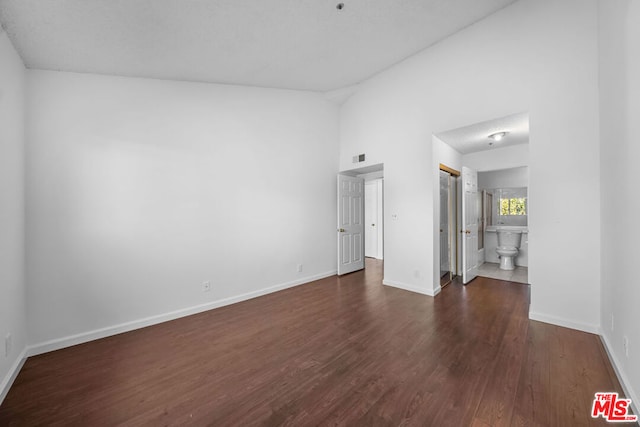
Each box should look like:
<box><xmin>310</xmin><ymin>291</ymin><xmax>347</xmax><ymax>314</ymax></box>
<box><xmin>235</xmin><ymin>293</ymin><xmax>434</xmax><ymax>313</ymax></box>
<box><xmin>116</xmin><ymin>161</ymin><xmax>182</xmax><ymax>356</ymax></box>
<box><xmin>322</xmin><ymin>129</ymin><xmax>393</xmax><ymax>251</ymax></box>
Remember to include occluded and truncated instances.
<box><xmin>0</xmin><ymin>0</ymin><xmax>517</xmax><ymax>91</ymax></box>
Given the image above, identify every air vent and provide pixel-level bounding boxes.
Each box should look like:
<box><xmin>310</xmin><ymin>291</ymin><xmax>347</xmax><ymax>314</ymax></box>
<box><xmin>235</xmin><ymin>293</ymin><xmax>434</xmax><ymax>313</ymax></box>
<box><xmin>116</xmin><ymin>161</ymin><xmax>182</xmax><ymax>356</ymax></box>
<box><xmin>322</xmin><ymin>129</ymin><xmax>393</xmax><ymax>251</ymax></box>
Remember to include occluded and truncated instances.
<box><xmin>352</xmin><ymin>153</ymin><xmax>365</xmax><ymax>163</ymax></box>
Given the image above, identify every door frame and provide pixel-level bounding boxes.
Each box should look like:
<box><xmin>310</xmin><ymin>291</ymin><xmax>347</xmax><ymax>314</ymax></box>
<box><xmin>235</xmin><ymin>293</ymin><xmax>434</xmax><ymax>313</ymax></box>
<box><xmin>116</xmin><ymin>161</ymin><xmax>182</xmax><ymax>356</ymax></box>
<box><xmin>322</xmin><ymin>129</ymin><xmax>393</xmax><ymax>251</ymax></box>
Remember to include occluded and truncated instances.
<box><xmin>364</xmin><ymin>178</ymin><xmax>384</xmax><ymax>260</ymax></box>
<box><xmin>439</xmin><ymin>164</ymin><xmax>460</xmax><ymax>285</ymax></box>
<box><xmin>337</xmin><ymin>164</ymin><xmax>385</xmax><ymax>273</ymax></box>
<box><xmin>461</xmin><ymin>166</ymin><xmax>479</xmax><ymax>284</ymax></box>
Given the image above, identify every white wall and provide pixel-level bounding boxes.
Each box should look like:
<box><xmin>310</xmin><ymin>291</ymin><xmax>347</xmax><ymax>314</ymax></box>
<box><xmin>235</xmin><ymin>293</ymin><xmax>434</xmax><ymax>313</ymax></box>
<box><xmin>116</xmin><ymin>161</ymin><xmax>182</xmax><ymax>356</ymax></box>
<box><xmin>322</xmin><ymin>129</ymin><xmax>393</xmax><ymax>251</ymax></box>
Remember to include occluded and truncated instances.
<box><xmin>0</xmin><ymin>31</ymin><xmax>27</xmax><ymax>401</ymax></box>
<box><xmin>478</xmin><ymin>166</ymin><xmax>529</xmax><ymax>190</ymax></box>
<box><xmin>25</xmin><ymin>71</ymin><xmax>339</xmax><ymax>349</ymax></box>
<box><xmin>463</xmin><ymin>144</ymin><xmax>529</xmax><ymax>172</ymax></box>
<box><xmin>598</xmin><ymin>0</ymin><xmax>640</xmax><ymax>409</ymax></box>
<box><xmin>339</xmin><ymin>0</ymin><xmax>601</xmax><ymax>331</ymax></box>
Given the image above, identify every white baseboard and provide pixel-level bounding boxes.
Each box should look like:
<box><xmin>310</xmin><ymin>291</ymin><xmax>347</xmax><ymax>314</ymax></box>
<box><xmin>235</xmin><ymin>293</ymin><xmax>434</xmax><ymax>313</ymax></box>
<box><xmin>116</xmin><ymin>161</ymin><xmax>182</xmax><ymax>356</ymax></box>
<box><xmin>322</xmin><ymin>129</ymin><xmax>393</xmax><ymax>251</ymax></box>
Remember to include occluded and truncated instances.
<box><xmin>600</xmin><ymin>332</ymin><xmax>639</xmax><ymax>421</ymax></box>
<box><xmin>528</xmin><ymin>311</ymin><xmax>600</xmax><ymax>335</ymax></box>
<box><xmin>529</xmin><ymin>313</ymin><xmax>638</xmax><ymax>421</ymax></box>
<box><xmin>27</xmin><ymin>270</ymin><xmax>337</xmax><ymax>357</ymax></box>
<box><xmin>10</xmin><ymin>276</ymin><xmax>637</xmax><ymax>423</ymax></box>
<box><xmin>382</xmin><ymin>279</ymin><xmax>435</xmax><ymax>297</ymax></box>
<box><xmin>0</xmin><ymin>346</ymin><xmax>27</xmax><ymax>405</ymax></box>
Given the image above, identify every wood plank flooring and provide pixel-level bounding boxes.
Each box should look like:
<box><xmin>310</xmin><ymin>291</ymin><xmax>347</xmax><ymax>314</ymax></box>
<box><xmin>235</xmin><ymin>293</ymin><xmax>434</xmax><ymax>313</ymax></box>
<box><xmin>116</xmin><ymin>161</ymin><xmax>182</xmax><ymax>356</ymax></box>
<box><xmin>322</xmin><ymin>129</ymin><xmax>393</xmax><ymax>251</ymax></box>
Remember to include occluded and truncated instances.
<box><xmin>0</xmin><ymin>259</ymin><xmax>629</xmax><ymax>426</ymax></box>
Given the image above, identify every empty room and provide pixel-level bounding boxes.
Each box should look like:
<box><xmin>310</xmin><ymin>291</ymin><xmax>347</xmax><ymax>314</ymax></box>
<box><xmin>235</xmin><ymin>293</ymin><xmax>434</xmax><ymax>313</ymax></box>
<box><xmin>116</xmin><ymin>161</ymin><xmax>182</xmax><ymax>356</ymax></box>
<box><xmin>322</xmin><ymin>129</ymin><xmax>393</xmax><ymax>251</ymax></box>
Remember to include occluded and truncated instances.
<box><xmin>0</xmin><ymin>0</ymin><xmax>638</xmax><ymax>425</ymax></box>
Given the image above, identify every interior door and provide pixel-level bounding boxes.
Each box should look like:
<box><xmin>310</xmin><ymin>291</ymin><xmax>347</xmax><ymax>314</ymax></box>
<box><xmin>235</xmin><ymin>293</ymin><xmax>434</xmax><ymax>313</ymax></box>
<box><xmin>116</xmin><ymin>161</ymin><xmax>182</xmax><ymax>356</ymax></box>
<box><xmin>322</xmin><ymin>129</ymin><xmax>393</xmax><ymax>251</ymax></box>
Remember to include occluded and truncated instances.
<box><xmin>461</xmin><ymin>166</ymin><xmax>479</xmax><ymax>284</ymax></box>
<box><xmin>337</xmin><ymin>175</ymin><xmax>365</xmax><ymax>275</ymax></box>
<box><xmin>364</xmin><ymin>181</ymin><xmax>378</xmax><ymax>258</ymax></box>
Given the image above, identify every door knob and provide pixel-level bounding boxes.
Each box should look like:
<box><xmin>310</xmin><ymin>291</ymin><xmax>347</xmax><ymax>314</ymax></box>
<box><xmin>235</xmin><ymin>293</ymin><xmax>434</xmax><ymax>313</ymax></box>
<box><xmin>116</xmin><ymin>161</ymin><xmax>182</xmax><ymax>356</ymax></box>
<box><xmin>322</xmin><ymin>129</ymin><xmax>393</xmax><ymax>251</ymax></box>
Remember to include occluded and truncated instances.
<box><xmin>371</xmin><ymin>224</ymin><xmax>375</xmax><ymax>227</ymax></box>
<box><xmin>338</xmin><ymin>228</ymin><xmax>345</xmax><ymax>232</ymax></box>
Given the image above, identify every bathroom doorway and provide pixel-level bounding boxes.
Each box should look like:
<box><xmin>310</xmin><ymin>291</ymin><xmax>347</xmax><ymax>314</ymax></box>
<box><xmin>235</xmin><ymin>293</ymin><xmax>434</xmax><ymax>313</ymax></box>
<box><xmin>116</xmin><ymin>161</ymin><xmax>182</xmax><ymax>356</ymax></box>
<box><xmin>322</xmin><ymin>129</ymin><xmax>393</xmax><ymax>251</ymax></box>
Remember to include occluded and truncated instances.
<box><xmin>434</xmin><ymin>112</ymin><xmax>530</xmax><ymax>286</ymax></box>
<box><xmin>475</xmin><ymin>176</ymin><xmax>529</xmax><ymax>283</ymax></box>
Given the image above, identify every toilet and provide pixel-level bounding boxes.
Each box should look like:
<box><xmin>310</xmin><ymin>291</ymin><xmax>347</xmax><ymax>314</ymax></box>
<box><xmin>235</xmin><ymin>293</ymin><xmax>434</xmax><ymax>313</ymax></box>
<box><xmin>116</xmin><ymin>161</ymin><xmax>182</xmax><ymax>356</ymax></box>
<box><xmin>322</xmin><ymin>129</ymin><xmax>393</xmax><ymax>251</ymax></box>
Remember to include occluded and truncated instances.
<box><xmin>496</xmin><ymin>229</ymin><xmax>523</xmax><ymax>270</ymax></box>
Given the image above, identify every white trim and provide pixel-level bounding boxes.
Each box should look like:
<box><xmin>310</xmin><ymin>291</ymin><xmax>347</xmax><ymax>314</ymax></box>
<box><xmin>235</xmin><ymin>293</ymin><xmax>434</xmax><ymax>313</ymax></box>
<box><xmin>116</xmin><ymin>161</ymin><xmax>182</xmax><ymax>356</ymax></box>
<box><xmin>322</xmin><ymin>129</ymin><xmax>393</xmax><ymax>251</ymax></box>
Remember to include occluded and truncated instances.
<box><xmin>27</xmin><ymin>270</ymin><xmax>336</xmax><ymax>357</ymax></box>
<box><xmin>433</xmin><ymin>285</ymin><xmax>442</xmax><ymax>296</ymax></box>
<box><xmin>0</xmin><ymin>346</ymin><xmax>27</xmax><ymax>405</ymax></box>
<box><xmin>600</xmin><ymin>332</ymin><xmax>640</xmax><ymax>421</ymax></box>
<box><xmin>528</xmin><ymin>311</ymin><xmax>600</xmax><ymax>334</ymax></box>
<box><xmin>527</xmin><ymin>313</ymin><xmax>639</xmax><ymax>419</ymax></box>
<box><xmin>382</xmin><ymin>279</ymin><xmax>435</xmax><ymax>297</ymax></box>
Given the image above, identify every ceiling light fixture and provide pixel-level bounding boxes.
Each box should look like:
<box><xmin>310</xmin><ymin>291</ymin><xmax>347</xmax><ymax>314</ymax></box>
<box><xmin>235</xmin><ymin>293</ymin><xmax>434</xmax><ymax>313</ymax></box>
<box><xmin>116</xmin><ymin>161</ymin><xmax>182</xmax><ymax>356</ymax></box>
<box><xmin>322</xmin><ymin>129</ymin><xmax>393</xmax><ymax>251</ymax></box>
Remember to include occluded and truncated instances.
<box><xmin>488</xmin><ymin>131</ymin><xmax>507</xmax><ymax>142</ymax></box>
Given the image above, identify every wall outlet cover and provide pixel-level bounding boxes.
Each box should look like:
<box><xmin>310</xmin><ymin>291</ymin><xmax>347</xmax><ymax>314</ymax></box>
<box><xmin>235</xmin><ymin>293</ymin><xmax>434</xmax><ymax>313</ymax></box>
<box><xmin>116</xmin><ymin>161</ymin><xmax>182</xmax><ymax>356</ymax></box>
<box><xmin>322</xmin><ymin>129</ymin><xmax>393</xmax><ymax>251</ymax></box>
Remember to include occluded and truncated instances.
<box><xmin>611</xmin><ymin>314</ymin><xmax>614</xmax><ymax>332</ymax></box>
<box><xmin>5</xmin><ymin>333</ymin><xmax>12</xmax><ymax>357</ymax></box>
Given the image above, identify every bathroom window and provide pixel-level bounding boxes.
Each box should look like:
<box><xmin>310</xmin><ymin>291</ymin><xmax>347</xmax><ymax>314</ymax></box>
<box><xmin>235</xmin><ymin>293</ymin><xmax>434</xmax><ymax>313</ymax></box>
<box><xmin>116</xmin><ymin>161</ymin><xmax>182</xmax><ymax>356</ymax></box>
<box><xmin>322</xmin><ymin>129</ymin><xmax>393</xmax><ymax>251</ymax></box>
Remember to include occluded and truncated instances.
<box><xmin>500</xmin><ymin>197</ymin><xmax>527</xmax><ymax>216</ymax></box>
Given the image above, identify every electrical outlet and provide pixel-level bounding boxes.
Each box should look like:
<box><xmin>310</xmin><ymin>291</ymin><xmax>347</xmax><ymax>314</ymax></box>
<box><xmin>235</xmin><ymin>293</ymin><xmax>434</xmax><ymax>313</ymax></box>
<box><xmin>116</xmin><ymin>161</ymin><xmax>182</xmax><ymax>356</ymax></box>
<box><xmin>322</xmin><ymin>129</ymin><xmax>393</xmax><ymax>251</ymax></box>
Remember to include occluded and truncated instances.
<box><xmin>5</xmin><ymin>333</ymin><xmax>11</xmax><ymax>358</ymax></box>
<box><xmin>611</xmin><ymin>314</ymin><xmax>614</xmax><ymax>332</ymax></box>
<box><xmin>202</xmin><ymin>281</ymin><xmax>211</xmax><ymax>292</ymax></box>
<box><xmin>297</xmin><ymin>264</ymin><xmax>303</xmax><ymax>273</ymax></box>
<box><xmin>623</xmin><ymin>336</ymin><xmax>629</xmax><ymax>358</ymax></box>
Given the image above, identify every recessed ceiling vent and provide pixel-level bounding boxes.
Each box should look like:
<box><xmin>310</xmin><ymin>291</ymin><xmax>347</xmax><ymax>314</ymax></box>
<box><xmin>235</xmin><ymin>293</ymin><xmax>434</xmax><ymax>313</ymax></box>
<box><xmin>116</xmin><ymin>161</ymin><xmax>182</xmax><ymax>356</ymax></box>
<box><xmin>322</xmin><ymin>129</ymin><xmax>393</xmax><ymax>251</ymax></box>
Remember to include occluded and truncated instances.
<box><xmin>352</xmin><ymin>153</ymin><xmax>365</xmax><ymax>163</ymax></box>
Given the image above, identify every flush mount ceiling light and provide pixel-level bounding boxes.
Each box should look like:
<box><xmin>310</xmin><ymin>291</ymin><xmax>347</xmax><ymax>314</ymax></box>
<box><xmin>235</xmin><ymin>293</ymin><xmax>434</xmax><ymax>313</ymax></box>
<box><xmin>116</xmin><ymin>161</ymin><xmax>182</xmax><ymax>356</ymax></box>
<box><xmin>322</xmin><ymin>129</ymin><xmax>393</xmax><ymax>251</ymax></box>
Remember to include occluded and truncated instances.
<box><xmin>488</xmin><ymin>131</ymin><xmax>507</xmax><ymax>142</ymax></box>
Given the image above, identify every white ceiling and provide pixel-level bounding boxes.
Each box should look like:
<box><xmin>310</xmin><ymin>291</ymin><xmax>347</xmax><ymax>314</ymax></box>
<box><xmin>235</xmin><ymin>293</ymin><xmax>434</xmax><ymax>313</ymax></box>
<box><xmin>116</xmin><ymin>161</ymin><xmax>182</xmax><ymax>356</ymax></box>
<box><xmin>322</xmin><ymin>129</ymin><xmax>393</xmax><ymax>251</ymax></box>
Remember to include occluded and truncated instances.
<box><xmin>0</xmin><ymin>0</ymin><xmax>517</xmax><ymax>91</ymax></box>
<box><xmin>435</xmin><ymin>112</ymin><xmax>529</xmax><ymax>155</ymax></box>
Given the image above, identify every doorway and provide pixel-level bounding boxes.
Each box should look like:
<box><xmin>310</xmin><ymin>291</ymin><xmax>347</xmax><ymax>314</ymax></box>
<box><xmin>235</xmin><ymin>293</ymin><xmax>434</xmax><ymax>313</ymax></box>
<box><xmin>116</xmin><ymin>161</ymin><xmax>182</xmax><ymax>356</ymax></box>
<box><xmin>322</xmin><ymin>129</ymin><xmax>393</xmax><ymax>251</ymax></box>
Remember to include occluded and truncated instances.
<box><xmin>337</xmin><ymin>163</ymin><xmax>384</xmax><ymax>275</ymax></box>
<box><xmin>434</xmin><ymin>112</ymin><xmax>530</xmax><ymax>286</ymax></box>
<box><xmin>365</xmin><ymin>179</ymin><xmax>383</xmax><ymax>260</ymax></box>
<box><xmin>475</xmin><ymin>169</ymin><xmax>529</xmax><ymax>283</ymax></box>
<box><xmin>439</xmin><ymin>166</ymin><xmax>459</xmax><ymax>287</ymax></box>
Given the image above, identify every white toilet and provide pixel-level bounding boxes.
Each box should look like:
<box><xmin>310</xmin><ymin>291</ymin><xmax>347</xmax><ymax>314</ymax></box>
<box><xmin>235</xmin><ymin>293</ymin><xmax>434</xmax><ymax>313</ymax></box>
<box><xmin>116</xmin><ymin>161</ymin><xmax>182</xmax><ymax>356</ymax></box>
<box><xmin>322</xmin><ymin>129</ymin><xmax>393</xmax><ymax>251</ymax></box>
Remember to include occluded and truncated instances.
<box><xmin>496</xmin><ymin>229</ymin><xmax>523</xmax><ymax>270</ymax></box>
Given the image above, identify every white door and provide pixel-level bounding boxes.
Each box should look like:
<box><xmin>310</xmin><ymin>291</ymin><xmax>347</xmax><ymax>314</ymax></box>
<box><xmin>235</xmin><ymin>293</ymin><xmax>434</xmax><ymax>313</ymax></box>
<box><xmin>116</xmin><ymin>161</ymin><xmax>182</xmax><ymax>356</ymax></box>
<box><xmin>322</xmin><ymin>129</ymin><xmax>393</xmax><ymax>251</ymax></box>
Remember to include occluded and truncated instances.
<box><xmin>337</xmin><ymin>175</ymin><xmax>365</xmax><ymax>275</ymax></box>
<box><xmin>364</xmin><ymin>182</ymin><xmax>378</xmax><ymax>258</ymax></box>
<box><xmin>461</xmin><ymin>166</ymin><xmax>479</xmax><ymax>284</ymax></box>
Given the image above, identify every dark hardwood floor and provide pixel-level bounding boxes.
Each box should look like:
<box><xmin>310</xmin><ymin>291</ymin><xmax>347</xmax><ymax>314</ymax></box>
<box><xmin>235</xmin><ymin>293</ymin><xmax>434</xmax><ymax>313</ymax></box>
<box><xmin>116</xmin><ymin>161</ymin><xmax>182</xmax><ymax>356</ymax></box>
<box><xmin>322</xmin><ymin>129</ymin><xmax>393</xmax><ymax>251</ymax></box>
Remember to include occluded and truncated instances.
<box><xmin>0</xmin><ymin>259</ymin><xmax>628</xmax><ymax>426</ymax></box>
